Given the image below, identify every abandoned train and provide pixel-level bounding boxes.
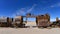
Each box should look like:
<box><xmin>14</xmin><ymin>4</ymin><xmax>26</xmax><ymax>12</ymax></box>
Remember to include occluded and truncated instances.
<box><xmin>0</xmin><ymin>13</ymin><xmax>60</xmax><ymax>28</ymax></box>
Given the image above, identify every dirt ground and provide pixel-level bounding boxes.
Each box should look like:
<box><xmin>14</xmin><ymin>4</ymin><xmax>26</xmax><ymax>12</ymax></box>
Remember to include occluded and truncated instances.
<box><xmin>0</xmin><ymin>27</ymin><xmax>60</xmax><ymax>34</ymax></box>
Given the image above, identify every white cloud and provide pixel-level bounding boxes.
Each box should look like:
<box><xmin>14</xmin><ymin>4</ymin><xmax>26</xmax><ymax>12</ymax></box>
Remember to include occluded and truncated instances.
<box><xmin>50</xmin><ymin>3</ymin><xmax>60</xmax><ymax>8</ymax></box>
<box><xmin>12</xmin><ymin>4</ymin><xmax>37</xmax><ymax>17</ymax></box>
<box><xmin>50</xmin><ymin>18</ymin><xmax>60</xmax><ymax>22</ymax></box>
<box><xmin>50</xmin><ymin>19</ymin><xmax>56</xmax><ymax>22</ymax></box>
<box><xmin>16</xmin><ymin>8</ymin><xmax>26</xmax><ymax>15</ymax></box>
<box><xmin>27</xmin><ymin>4</ymin><xmax>37</xmax><ymax>13</ymax></box>
<box><xmin>12</xmin><ymin>8</ymin><xmax>26</xmax><ymax>17</ymax></box>
<box><xmin>59</xmin><ymin>18</ymin><xmax>60</xmax><ymax>20</ymax></box>
<box><xmin>50</xmin><ymin>5</ymin><xmax>55</xmax><ymax>8</ymax></box>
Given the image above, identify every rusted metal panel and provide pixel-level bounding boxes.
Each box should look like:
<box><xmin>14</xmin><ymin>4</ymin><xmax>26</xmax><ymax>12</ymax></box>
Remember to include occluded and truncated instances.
<box><xmin>0</xmin><ymin>18</ymin><xmax>7</xmax><ymax>22</ymax></box>
<box><xmin>14</xmin><ymin>16</ymin><xmax>25</xmax><ymax>27</ymax></box>
<box><xmin>36</xmin><ymin>14</ymin><xmax>50</xmax><ymax>27</ymax></box>
<box><xmin>14</xmin><ymin>16</ymin><xmax>23</xmax><ymax>24</ymax></box>
<box><xmin>7</xmin><ymin>17</ymin><xmax>13</xmax><ymax>23</ymax></box>
<box><xmin>0</xmin><ymin>17</ymin><xmax>13</xmax><ymax>27</ymax></box>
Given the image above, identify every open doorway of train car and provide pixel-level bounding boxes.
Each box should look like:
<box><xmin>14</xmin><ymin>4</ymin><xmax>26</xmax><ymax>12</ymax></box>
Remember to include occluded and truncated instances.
<box><xmin>23</xmin><ymin>17</ymin><xmax>36</xmax><ymax>28</ymax></box>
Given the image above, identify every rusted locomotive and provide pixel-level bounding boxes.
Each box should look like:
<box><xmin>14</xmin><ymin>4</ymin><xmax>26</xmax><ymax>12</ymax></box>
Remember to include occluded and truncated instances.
<box><xmin>36</xmin><ymin>14</ymin><xmax>50</xmax><ymax>28</ymax></box>
<box><xmin>1</xmin><ymin>13</ymin><xmax>60</xmax><ymax>28</ymax></box>
<box><xmin>13</xmin><ymin>16</ymin><xmax>25</xmax><ymax>27</ymax></box>
<box><xmin>0</xmin><ymin>16</ymin><xmax>25</xmax><ymax>27</ymax></box>
<box><xmin>0</xmin><ymin>13</ymin><xmax>52</xmax><ymax>28</ymax></box>
<box><xmin>0</xmin><ymin>17</ymin><xmax>13</xmax><ymax>27</ymax></box>
<box><xmin>50</xmin><ymin>17</ymin><xmax>60</xmax><ymax>27</ymax></box>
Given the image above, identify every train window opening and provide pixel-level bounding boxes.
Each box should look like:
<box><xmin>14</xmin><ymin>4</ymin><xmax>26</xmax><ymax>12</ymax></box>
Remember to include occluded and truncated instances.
<box><xmin>25</xmin><ymin>18</ymin><xmax>36</xmax><ymax>26</ymax></box>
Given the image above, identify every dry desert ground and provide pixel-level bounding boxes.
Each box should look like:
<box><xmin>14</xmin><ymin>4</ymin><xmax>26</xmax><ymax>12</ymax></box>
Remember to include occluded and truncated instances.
<box><xmin>0</xmin><ymin>28</ymin><xmax>60</xmax><ymax>34</ymax></box>
<box><xmin>0</xmin><ymin>22</ymin><xmax>60</xmax><ymax>34</ymax></box>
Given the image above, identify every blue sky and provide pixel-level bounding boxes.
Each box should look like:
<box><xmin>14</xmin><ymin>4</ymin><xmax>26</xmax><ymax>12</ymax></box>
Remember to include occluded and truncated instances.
<box><xmin>0</xmin><ymin>0</ymin><xmax>60</xmax><ymax>21</ymax></box>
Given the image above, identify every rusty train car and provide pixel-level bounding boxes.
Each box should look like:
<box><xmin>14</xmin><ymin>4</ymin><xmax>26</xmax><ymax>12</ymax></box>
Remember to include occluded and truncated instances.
<box><xmin>0</xmin><ymin>16</ymin><xmax>25</xmax><ymax>27</ymax></box>
<box><xmin>0</xmin><ymin>13</ymin><xmax>51</xmax><ymax>28</ymax></box>
<box><xmin>0</xmin><ymin>13</ymin><xmax>55</xmax><ymax>28</ymax></box>
<box><xmin>36</xmin><ymin>14</ymin><xmax>50</xmax><ymax>28</ymax></box>
<box><xmin>50</xmin><ymin>17</ymin><xmax>60</xmax><ymax>27</ymax></box>
<box><xmin>0</xmin><ymin>17</ymin><xmax>13</xmax><ymax>27</ymax></box>
<box><xmin>13</xmin><ymin>16</ymin><xmax>25</xmax><ymax>27</ymax></box>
